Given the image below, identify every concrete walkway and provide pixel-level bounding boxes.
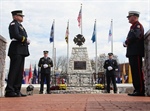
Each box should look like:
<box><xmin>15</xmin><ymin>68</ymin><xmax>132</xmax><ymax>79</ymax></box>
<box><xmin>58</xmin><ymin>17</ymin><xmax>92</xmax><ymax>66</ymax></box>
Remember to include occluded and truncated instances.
<box><xmin>0</xmin><ymin>94</ymin><xmax>150</xmax><ymax>111</ymax></box>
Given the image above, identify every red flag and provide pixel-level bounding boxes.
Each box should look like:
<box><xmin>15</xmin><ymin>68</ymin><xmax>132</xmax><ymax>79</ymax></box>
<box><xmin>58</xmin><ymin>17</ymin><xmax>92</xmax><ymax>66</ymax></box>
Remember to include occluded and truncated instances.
<box><xmin>28</xmin><ymin>64</ymin><xmax>32</xmax><ymax>83</ymax></box>
<box><xmin>77</xmin><ymin>8</ymin><xmax>82</xmax><ymax>27</ymax></box>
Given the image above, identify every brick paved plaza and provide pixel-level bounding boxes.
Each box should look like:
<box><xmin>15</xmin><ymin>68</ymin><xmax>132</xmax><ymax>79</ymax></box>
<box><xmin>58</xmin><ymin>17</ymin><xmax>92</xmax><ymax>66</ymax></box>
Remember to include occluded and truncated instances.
<box><xmin>0</xmin><ymin>94</ymin><xmax>150</xmax><ymax>111</ymax></box>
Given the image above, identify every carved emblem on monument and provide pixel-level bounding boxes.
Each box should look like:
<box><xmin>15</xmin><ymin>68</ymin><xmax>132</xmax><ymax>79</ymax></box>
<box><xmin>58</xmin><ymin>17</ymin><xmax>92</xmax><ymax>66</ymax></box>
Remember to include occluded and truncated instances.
<box><xmin>73</xmin><ymin>34</ymin><xmax>85</xmax><ymax>46</ymax></box>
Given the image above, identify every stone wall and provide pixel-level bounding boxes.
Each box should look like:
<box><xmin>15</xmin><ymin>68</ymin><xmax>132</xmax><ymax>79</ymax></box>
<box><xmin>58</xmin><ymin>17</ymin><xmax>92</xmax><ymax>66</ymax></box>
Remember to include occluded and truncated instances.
<box><xmin>0</xmin><ymin>35</ymin><xmax>7</xmax><ymax>97</ymax></box>
<box><xmin>144</xmin><ymin>29</ymin><xmax>150</xmax><ymax>96</ymax></box>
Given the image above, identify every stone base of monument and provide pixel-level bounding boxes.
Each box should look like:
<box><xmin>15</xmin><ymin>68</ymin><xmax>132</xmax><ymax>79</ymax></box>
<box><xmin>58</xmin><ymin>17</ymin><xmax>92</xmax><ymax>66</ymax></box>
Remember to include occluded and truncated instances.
<box><xmin>15</xmin><ymin>84</ymin><xmax>134</xmax><ymax>95</ymax></box>
<box><xmin>0</xmin><ymin>35</ymin><xmax>7</xmax><ymax>97</ymax></box>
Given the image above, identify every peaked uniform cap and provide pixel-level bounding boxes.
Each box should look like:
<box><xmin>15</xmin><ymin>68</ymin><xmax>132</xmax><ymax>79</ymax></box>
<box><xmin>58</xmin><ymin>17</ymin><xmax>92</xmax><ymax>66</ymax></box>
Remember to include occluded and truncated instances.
<box><xmin>108</xmin><ymin>53</ymin><xmax>113</xmax><ymax>56</ymax></box>
<box><xmin>127</xmin><ymin>11</ymin><xmax>140</xmax><ymax>18</ymax></box>
<box><xmin>43</xmin><ymin>51</ymin><xmax>49</xmax><ymax>54</ymax></box>
<box><xmin>11</xmin><ymin>10</ymin><xmax>24</xmax><ymax>17</ymax></box>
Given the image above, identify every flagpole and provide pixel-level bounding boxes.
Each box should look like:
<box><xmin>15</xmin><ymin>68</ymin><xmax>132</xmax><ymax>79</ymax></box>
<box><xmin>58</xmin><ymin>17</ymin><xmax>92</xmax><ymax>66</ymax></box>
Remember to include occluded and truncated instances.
<box><xmin>52</xmin><ymin>20</ymin><xmax>55</xmax><ymax>82</ymax></box>
<box><xmin>81</xmin><ymin>4</ymin><xmax>82</xmax><ymax>35</ymax></box>
<box><xmin>67</xmin><ymin>20</ymin><xmax>69</xmax><ymax>75</ymax></box>
<box><xmin>95</xmin><ymin>19</ymin><xmax>98</xmax><ymax>83</ymax></box>
<box><xmin>111</xmin><ymin>19</ymin><xmax>113</xmax><ymax>53</ymax></box>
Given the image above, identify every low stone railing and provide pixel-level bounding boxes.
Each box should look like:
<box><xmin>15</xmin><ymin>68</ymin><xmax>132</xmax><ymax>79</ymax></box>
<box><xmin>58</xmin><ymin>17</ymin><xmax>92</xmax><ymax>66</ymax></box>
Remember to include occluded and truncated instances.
<box><xmin>144</xmin><ymin>29</ymin><xmax>150</xmax><ymax>96</ymax></box>
<box><xmin>0</xmin><ymin>35</ymin><xmax>7</xmax><ymax>97</ymax></box>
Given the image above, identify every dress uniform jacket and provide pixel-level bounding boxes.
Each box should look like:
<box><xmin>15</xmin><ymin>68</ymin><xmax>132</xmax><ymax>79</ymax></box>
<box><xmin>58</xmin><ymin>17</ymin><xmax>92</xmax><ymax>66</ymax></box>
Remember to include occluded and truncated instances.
<box><xmin>125</xmin><ymin>21</ymin><xmax>144</xmax><ymax>57</ymax></box>
<box><xmin>38</xmin><ymin>57</ymin><xmax>53</xmax><ymax>74</ymax></box>
<box><xmin>103</xmin><ymin>59</ymin><xmax>118</xmax><ymax>74</ymax></box>
<box><xmin>8</xmin><ymin>20</ymin><xmax>29</xmax><ymax>57</ymax></box>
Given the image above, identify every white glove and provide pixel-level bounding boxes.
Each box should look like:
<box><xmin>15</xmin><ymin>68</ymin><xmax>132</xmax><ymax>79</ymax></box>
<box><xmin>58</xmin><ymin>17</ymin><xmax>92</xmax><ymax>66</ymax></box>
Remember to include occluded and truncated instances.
<box><xmin>115</xmin><ymin>69</ymin><xmax>118</xmax><ymax>71</ymax></box>
<box><xmin>43</xmin><ymin>64</ymin><xmax>48</xmax><ymax>68</ymax></box>
<box><xmin>123</xmin><ymin>42</ymin><xmax>127</xmax><ymax>47</ymax></box>
<box><xmin>27</xmin><ymin>39</ymin><xmax>30</xmax><ymax>45</ymax></box>
<box><xmin>108</xmin><ymin>66</ymin><xmax>113</xmax><ymax>71</ymax></box>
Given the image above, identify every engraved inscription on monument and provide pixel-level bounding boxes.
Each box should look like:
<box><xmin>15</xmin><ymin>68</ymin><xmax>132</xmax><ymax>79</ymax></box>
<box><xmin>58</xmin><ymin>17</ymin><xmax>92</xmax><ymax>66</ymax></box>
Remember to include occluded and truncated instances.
<box><xmin>74</xmin><ymin>61</ymin><xmax>86</xmax><ymax>70</ymax></box>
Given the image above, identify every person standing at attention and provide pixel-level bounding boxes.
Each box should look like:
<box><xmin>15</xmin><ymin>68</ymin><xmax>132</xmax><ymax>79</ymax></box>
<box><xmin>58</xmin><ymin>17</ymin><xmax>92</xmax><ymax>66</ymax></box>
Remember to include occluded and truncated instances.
<box><xmin>103</xmin><ymin>53</ymin><xmax>118</xmax><ymax>94</ymax></box>
<box><xmin>5</xmin><ymin>10</ymin><xmax>30</xmax><ymax>97</ymax></box>
<box><xmin>38</xmin><ymin>51</ymin><xmax>53</xmax><ymax>94</ymax></box>
<box><xmin>123</xmin><ymin>11</ymin><xmax>145</xmax><ymax>96</ymax></box>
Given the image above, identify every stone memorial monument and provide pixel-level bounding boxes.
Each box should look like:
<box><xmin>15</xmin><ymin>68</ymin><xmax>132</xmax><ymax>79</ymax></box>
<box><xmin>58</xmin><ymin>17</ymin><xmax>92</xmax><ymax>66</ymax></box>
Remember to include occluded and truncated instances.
<box><xmin>144</xmin><ymin>29</ymin><xmax>150</xmax><ymax>96</ymax></box>
<box><xmin>0</xmin><ymin>35</ymin><xmax>7</xmax><ymax>97</ymax></box>
<box><xmin>68</xmin><ymin>34</ymin><xmax>93</xmax><ymax>87</ymax></box>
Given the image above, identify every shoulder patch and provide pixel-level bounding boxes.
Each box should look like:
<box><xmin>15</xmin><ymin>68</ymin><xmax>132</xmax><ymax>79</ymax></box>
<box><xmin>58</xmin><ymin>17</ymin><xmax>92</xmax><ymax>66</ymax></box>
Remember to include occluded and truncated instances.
<box><xmin>10</xmin><ymin>22</ymin><xmax>15</xmax><ymax>25</ymax></box>
<box><xmin>137</xmin><ymin>25</ymin><xmax>140</xmax><ymax>28</ymax></box>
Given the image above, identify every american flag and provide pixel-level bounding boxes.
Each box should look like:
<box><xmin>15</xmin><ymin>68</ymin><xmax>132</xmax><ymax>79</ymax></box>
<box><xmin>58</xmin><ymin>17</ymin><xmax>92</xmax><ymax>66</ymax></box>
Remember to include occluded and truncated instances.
<box><xmin>24</xmin><ymin>70</ymin><xmax>29</xmax><ymax>84</ymax></box>
<box><xmin>77</xmin><ymin>8</ymin><xmax>82</xmax><ymax>27</ymax></box>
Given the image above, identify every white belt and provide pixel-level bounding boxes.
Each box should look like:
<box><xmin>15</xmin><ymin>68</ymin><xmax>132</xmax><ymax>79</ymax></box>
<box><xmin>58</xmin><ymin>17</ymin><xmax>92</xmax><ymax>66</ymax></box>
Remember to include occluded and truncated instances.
<box><xmin>12</xmin><ymin>38</ymin><xmax>18</xmax><ymax>41</ymax></box>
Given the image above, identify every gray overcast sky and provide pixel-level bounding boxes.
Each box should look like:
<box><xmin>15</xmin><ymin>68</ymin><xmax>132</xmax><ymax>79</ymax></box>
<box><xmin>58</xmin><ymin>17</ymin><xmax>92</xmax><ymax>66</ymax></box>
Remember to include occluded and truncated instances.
<box><xmin>0</xmin><ymin>0</ymin><xmax>150</xmax><ymax>69</ymax></box>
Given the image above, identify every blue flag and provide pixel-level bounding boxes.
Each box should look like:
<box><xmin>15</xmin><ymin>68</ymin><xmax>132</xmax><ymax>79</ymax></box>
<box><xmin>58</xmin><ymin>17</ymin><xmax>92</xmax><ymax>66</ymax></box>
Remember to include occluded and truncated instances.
<box><xmin>50</xmin><ymin>22</ymin><xmax>54</xmax><ymax>43</ymax></box>
<box><xmin>32</xmin><ymin>64</ymin><xmax>37</xmax><ymax>84</ymax></box>
<box><xmin>108</xmin><ymin>20</ymin><xmax>112</xmax><ymax>43</ymax></box>
<box><xmin>91</xmin><ymin>22</ymin><xmax>96</xmax><ymax>43</ymax></box>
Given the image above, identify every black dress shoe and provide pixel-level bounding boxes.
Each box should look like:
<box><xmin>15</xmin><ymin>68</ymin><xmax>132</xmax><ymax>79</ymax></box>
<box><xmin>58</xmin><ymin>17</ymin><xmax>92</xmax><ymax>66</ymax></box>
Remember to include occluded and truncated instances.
<box><xmin>46</xmin><ymin>92</ymin><xmax>51</xmax><ymax>94</ymax></box>
<box><xmin>128</xmin><ymin>92</ymin><xmax>145</xmax><ymax>96</ymax></box>
<box><xmin>39</xmin><ymin>91</ymin><xmax>43</xmax><ymax>94</ymax></box>
<box><xmin>5</xmin><ymin>92</ymin><xmax>19</xmax><ymax>97</ymax></box>
<box><xmin>17</xmin><ymin>92</ymin><xmax>27</xmax><ymax>97</ymax></box>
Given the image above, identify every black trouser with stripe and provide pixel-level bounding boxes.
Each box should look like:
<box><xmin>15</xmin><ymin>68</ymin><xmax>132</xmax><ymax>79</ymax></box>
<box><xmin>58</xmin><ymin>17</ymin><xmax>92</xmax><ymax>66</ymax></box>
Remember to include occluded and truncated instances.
<box><xmin>5</xmin><ymin>55</ymin><xmax>25</xmax><ymax>94</ymax></box>
<box><xmin>106</xmin><ymin>71</ymin><xmax>117</xmax><ymax>93</ymax></box>
<box><xmin>40</xmin><ymin>73</ymin><xmax>50</xmax><ymax>93</ymax></box>
<box><xmin>128</xmin><ymin>56</ymin><xmax>145</xmax><ymax>94</ymax></box>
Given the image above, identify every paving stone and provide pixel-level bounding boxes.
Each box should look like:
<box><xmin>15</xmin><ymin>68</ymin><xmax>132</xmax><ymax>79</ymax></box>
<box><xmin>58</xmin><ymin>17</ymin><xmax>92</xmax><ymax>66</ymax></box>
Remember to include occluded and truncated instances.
<box><xmin>0</xmin><ymin>94</ymin><xmax>150</xmax><ymax>111</ymax></box>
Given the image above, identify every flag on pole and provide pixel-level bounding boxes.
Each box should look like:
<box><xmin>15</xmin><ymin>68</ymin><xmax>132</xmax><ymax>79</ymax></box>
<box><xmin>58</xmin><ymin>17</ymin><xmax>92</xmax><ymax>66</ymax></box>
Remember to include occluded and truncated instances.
<box><xmin>91</xmin><ymin>21</ymin><xmax>96</xmax><ymax>43</ymax></box>
<box><xmin>122</xmin><ymin>63</ymin><xmax>126</xmax><ymax>83</ymax></box>
<box><xmin>22</xmin><ymin>70</ymin><xmax>26</xmax><ymax>84</ymax></box>
<box><xmin>32</xmin><ymin>64</ymin><xmax>37</xmax><ymax>84</ymax></box>
<box><xmin>37</xmin><ymin>67</ymin><xmax>41</xmax><ymax>84</ymax></box>
<box><xmin>65</xmin><ymin>21</ymin><xmax>69</xmax><ymax>43</ymax></box>
<box><xmin>24</xmin><ymin>70</ymin><xmax>29</xmax><ymax>84</ymax></box>
<box><xmin>28</xmin><ymin>64</ymin><xmax>32</xmax><ymax>83</ymax></box>
<box><xmin>50</xmin><ymin>21</ymin><xmax>54</xmax><ymax>43</ymax></box>
<box><xmin>128</xmin><ymin>65</ymin><xmax>132</xmax><ymax>83</ymax></box>
<box><xmin>77</xmin><ymin>7</ymin><xmax>82</xmax><ymax>27</ymax></box>
<box><xmin>108</xmin><ymin>20</ymin><xmax>113</xmax><ymax>42</ymax></box>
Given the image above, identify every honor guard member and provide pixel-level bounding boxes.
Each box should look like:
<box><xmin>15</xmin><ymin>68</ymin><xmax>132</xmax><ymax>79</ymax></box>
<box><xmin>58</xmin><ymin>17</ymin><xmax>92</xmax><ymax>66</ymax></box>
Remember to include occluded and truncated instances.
<box><xmin>123</xmin><ymin>11</ymin><xmax>145</xmax><ymax>96</ymax></box>
<box><xmin>38</xmin><ymin>51</ymin><xmax>53</xmax><ymax>94</ymax></box>
<box><xmin>103</xmin><ymin>53</ymin><xmax>118</xmax><ymax>93</ymax></box>
<box><xmin>5</xmin><ymin>10</ymin><xmax>30</xmax><ymax>97</ymax></box>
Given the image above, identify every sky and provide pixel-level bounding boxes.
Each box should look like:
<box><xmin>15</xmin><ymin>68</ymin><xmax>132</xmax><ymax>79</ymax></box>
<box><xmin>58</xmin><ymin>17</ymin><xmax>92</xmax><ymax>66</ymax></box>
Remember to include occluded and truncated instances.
<box><xmin>0</xmin><ymin>0</ymin><xmax>150</xmax><ymax>70</ymax></box>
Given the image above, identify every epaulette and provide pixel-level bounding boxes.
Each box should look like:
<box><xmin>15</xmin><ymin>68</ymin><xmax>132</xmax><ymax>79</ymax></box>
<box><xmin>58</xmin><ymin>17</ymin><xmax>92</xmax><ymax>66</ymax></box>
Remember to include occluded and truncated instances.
<box><xmin>10</xmin><ymin>22</ymin><xmax>15</xmax><ymax>25</ymax></box>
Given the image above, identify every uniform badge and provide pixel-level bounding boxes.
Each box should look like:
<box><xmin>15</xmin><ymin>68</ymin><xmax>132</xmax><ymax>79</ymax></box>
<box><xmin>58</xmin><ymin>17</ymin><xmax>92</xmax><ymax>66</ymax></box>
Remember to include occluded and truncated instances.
<box><xmin>137</xmin><ymin>25</ymin><xmax>140</xmax><ymax>28</ymax></box>
<box><xmin>11</xmin><ymin>22</ymin><xmax>15</xmax><ymax>25</ymax></box>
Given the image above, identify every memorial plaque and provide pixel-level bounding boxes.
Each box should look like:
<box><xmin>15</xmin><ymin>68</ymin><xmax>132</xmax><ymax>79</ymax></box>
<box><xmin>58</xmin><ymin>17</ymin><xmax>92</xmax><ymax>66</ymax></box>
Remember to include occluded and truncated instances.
<box><xmin>74</xmin><ymin>61</ymin><xmax>86</xmax><ymax>70</ymax></box>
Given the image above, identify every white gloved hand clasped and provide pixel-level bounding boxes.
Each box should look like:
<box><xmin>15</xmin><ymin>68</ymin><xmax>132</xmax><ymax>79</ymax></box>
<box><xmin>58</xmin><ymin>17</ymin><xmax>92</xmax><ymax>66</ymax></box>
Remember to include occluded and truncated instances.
<box><xmin>43</xmin><ymin>64</ymin><xmax>48</xmax><ymax>68</ymax></box>
<box><xmin>123</xmin><ymin>42</ymin><xmax>127</xmax><ymax>47</ymax></box>
<box><xmin>115</xmin><ymin>69</ymin><xmax>118</xmax><ymax>71</ymax></box>
<box><xmin>27</xmin><ymin>39</ymin><xmax>30</xmax><ymax>45</ymax></box>
<box><xmin>108</xmin><ymin>66</ymin><xmax>113</xmax><ymax>71</ymax></box>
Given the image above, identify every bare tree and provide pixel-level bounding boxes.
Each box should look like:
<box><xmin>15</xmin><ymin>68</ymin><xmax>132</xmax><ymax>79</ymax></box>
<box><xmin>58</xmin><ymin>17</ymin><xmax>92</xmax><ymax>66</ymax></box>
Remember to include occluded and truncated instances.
<box><xmin>55</xmin><ymin>56</ymin><xmax>67</xmax><ymax>74</ymax></box>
